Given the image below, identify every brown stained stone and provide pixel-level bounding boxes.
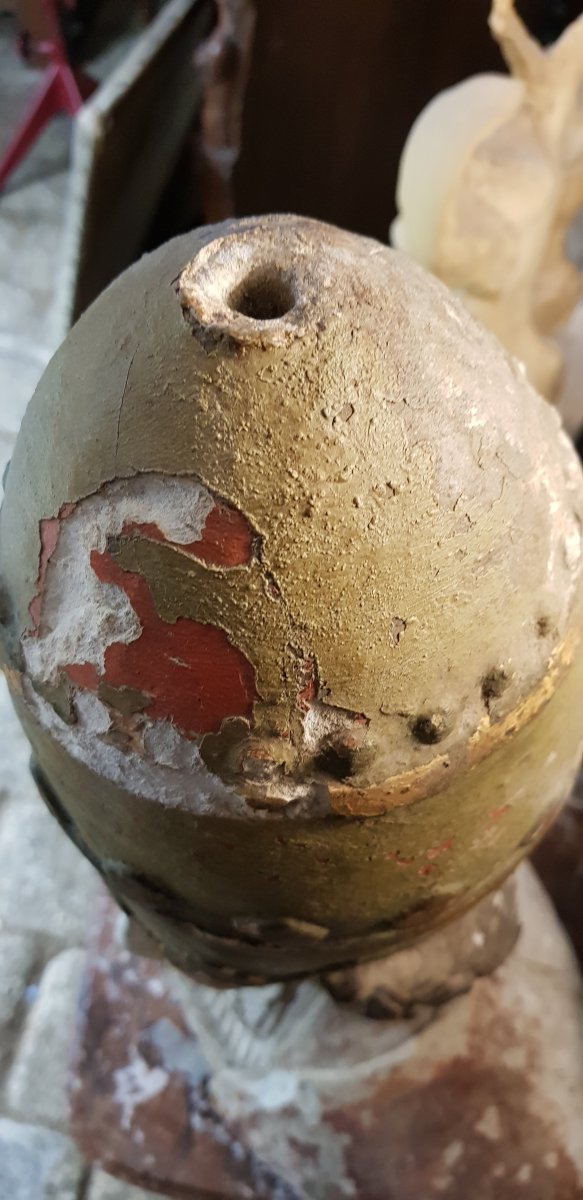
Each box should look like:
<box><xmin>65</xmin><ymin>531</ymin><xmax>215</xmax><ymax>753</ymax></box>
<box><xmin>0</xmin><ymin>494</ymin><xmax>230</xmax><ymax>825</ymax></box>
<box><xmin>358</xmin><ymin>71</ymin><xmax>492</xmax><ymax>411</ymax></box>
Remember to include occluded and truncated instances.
<box><xmin>329</xmin><ymin>1056</ymin><xmax>581</xmax><ymax>1200</ymax></box>
<box><xmin>69</xmin><ymin>894</ymin><xmax>286</xmax><ymax>1199</ymax></box>
<box><xmin>70</xmin><ymin>868</ymin><xmax>583</xmax><ymax>1200</ymax></box>
<box><xmin>324</xmin><ymin>926</ymin><xmax>583</xmax><ymax>1199</ymax></box>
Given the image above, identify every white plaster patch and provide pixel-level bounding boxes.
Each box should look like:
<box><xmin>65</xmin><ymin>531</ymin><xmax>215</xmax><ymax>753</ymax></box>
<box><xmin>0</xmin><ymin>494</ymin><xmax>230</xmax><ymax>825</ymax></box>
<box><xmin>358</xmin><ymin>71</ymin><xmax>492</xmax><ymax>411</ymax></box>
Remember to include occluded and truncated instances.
<box><xmin>237</xmin><ymin>1069</ymin><xmax>307</xmax><ymax>1113</ymax></box>
<box><xmin>210</xmin><ymin>1072</ymin><xmax>357</xmax><ymax>1198</ymax></box>
<box><xmin>24</xmin><ymin>474</ymin><xmax>215</xmax><ymax>683</ymax></box>
<box><xmin>502</xmin><ymin>1044</ymin><xmax>527</xmax><ymax>1071</ymax></box>
<box><xmin>23</xmin><ymin>675</ymin><xmax>329</xmax><ymax>817</ymax></box>
<box><xmin>74</xmin><ymin>690</ymin><xmax>112</xmax><ymax>734</ymax></box>
<box><xmin>147</xmin><ymin>978</ymin><xmax>165</xmax><ymax>999</ymax></box>
<box><xmin>303</xmin><ymin>699</ymin><xmax>366</xmax><ymax>753</ymax></box>
<box><xmin>20</xmin><ymin>474</ymin><xmax>333</xmax><ymax>817</ymax></box>
<box><xmin>23</xmin><ymin>678</ymin><xmax>249</xmax><ymax>815</ymax></box>
<box><xmin>443</xmin><ymin>1140</ymin><xmax>464</xmax><ymax>1168</ymax></box>
<box><xmin>475</xmin><ymin>1105</ymin><xmax>502</xmax><ymax>1141</ymax></box>
<box><xmin>563</xmin><ymin>518</ymin><xmax>582</xmax><ymax>573</ymax></box>
<box><xmin>143</xmin><ymin>720</ymin><xmax>203</xmax><ymax>771</ymax></box>
<box><xmin>113</xmin><ymin>1049</ymin><xmax>169</xmax><ymax>1131</ymax></box>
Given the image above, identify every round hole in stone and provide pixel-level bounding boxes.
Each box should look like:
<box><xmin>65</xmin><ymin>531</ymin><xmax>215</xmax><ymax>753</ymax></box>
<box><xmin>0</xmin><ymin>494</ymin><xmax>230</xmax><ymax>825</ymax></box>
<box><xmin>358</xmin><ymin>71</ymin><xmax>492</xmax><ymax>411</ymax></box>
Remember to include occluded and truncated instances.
<box><xmin>228</xmin><ymin>267</ymin><xmax>296</xmax><ymax>322</ymax></box>
<box><xmin>313</xmin><ymin>744</ymin><xmax>354</xmax><ymax>782</ymax></box>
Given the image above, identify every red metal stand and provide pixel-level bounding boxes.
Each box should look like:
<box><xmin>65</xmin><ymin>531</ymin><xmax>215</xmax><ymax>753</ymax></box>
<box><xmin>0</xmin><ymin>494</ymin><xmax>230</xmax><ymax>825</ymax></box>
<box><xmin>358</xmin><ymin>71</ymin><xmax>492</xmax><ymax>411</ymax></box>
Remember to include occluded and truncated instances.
<box><xmin>0</xmin><ymin>0</ymin><xmax>97</xmax><ymax>191</ymax></box>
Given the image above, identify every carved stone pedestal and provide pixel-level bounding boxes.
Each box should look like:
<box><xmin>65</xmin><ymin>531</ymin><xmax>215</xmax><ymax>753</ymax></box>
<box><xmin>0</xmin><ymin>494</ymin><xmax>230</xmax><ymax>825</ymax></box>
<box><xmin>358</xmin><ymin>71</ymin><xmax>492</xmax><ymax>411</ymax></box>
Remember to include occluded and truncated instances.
<box><xmin>70</xmin><ymin>864</ymin><xmax>583</xmax><ymax>1200</ymax></box>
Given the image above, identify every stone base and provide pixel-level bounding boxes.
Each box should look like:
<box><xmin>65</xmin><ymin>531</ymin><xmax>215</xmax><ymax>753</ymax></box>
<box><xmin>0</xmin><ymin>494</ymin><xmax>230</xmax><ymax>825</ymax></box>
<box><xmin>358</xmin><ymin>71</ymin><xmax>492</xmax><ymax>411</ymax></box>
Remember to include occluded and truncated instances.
<box><xmin>70</xmin><ymin>863</ymin><xmax>583</xmax><ymax>1200</ymax></box>
<box><xmin>69</xmin><ymin>894</ymin><xmax>271</xmax><ymax>1199</ymax></box>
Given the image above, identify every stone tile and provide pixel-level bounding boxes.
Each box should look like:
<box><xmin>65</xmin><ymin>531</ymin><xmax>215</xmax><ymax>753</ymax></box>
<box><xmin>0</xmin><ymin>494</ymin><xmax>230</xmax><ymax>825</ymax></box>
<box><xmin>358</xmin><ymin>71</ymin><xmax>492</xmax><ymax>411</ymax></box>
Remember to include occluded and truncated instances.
<box><xmin>0</xmin><ymin>691</ymin><xmax>99</xmax><ymax>943</ymax></box>
<box><xmin>86</xmin><ymin>1168</ymin><xmax>168</xmax><ymax>1200</ymax></box>
<box><xmin>0</xmin><ymin>676</ymin><xmax>33</xmax><ymax>811</ymax></box>
<box><xmin>0</xmin><ymin>1117</ymin><xmax>83</xmax><ymax>1200</ymax></box>
<box><xmin>0</xmin><ymin>788</ymin><xmax>98</xmax><ymax>944</ymax></box>
<box><xmin>0</xmin><ymin>929</ymin><xmax>38</xmax><ymax>1027</ymax></box>
<box><xmin>6</xmin><ymin>947</ymin><xmax>86</xmax><ymax>1128</ymax></box>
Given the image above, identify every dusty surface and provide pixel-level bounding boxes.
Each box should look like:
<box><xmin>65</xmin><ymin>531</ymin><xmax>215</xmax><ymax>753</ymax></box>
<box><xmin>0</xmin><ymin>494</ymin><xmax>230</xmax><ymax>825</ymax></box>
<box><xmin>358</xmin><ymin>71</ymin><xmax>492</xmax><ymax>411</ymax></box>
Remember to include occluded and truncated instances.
<box><xmin>2</xmin><ymin>213</ymin><xmax>583</xmax><ymax>978</ymax></box>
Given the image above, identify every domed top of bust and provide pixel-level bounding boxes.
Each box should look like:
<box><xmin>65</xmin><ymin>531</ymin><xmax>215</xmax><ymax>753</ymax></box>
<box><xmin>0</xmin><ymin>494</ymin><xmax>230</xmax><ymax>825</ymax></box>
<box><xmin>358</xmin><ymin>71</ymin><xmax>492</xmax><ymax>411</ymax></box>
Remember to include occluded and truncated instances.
<box><xmin>1</xmin><ymin>215</ymin><xmax>582</xmax><ymax>979</ymax></box>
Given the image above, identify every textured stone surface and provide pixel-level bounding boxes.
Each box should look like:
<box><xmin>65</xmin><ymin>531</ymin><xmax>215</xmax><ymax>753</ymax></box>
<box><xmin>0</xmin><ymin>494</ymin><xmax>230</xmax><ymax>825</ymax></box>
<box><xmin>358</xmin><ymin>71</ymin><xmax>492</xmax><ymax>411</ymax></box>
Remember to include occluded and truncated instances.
<box><xmin>86</xmin><ymin>1169</ymin><xmax>172</xmax><ymax>1200</ymax></box>
<box><xmin>6</xmin><ymin>948</ymin><xmax>86</xmax><ymax>1128</ymax></box>
<box><xmin>0</xmin><ymin>1118</ymin><xmax>83</xmax><ymax>1200</ymax></box>
<box><xmin>69</xmin><ymin>869</ymin><xmax>583</xmax><ymax>1198</ymax></box>
<box><xmin>0</xmin><ymin>759</ymin><xmax>98</xmax><ymax>944</ymax></box>
<box><xmin>71</xmin><ymin>900</ymin><xmax>265</xmax><ymax>1199</ymax></box>
<box><xmin>0</xmin><ymin>674</ymin><xmax>36</xmax><ymax>809</ymax></box>
<box><xmin>0</xmin><ymin>930</ymin><xmax>38</xmax><ymax>1029</ymax></box>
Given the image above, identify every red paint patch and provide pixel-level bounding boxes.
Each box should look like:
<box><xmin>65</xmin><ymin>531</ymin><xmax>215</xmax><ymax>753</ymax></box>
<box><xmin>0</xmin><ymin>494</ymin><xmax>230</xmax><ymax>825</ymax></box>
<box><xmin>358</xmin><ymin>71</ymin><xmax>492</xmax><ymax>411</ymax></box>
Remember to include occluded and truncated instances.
<box><xmin>297</xmin><ymin>657</ymin><xmax>318</xmax><ymax>712</ymax></box>
<box><xmin>64</xmin><ymin>548</ymin><xmax>258</xmax><ymax>736</ymax></box>
<box><xmin>490</xmin><ymin>804</ymin><xmax>510</xmax><ymax>821</ymax></box>
<box><xmin>121</xmin><ymin>498</ymin><xmax>254</xmax><ymax>569</ymax></box>
<box><xmin>64</xmin><ymin>662</ymin><xmax>101</xmax><ymax>690</ymax></box>
<box><xmin>426</xmin><ymin>837</ymin><xmax>455</xmax><ymax>860</ymax></box>
<box><xmin>29</xmin><ymin>503</ymin><xmax>77</xmax><ymax>632</ymax></box>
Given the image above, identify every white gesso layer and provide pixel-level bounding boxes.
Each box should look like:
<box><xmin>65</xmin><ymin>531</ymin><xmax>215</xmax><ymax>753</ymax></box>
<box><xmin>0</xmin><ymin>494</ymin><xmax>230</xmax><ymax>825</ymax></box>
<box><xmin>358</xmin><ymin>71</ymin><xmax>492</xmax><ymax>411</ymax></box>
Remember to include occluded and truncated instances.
<box><xmin>24</xmin><ymin>679</ymin><xmax>328</xmax><ymax>816</ymax></box>
<box><xmin>20</xmin><ymin>474</ymin><xmax>251</xmax><ymax>814</ymax></box>
<box><xmin>24</xmin><ymin>678</ymin><xmax>250</xmax><ymax>815</ymax></box>
<box><xmin>24</xmin><ymin>474</ymin><xmax>215</xmax><ymax>682</ymax></box>
<box><xmin>21</xmin><ymin>473</ymin><xmax>328</xmax><ymax>816</ymax></box>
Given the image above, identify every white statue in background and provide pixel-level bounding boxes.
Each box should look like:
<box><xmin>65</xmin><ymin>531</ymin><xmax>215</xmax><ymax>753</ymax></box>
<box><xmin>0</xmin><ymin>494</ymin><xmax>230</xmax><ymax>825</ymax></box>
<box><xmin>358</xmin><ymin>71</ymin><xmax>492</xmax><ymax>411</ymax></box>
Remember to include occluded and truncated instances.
<box><xmin>391</xmin><ymin>0</ymin><xmax>583</xmax><ymax>400</ymax></box>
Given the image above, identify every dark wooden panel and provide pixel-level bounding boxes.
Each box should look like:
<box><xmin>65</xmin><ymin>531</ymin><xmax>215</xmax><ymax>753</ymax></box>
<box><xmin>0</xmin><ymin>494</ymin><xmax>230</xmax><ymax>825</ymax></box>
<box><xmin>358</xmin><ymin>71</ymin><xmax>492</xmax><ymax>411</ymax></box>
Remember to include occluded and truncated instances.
<box><xmin>59</xmin><ymin>0</ymin><xmax>215</xmax><ymax>326</ymax></box>
<box><xmin>232</xmin><ymin>0</ymin><xmax>583</xmax><ymax>241</ymax></box>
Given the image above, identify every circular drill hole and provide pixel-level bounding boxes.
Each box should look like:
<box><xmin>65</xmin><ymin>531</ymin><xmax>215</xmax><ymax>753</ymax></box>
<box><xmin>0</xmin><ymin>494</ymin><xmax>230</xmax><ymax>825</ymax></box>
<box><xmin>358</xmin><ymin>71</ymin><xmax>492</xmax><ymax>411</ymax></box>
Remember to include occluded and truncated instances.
<box><xmin>228</xmin><ymin>268</ymin><xmax>296</xmax><ymax>322</ymax></box>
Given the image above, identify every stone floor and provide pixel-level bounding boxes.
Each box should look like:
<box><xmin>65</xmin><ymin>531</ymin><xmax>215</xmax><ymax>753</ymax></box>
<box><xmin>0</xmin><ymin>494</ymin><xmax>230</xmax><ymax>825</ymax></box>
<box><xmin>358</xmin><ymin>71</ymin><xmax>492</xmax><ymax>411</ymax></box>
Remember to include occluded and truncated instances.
<box><xmin>0</xmin><ymin>15</ymin><xmax>167</xmax><ymax>1199</ymax></box>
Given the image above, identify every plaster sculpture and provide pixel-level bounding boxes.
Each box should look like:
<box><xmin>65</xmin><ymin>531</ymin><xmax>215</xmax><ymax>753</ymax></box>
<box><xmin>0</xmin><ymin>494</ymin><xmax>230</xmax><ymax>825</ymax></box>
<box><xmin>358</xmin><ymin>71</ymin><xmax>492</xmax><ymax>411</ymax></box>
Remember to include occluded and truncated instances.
<box><xmin>391</xmin><ymin>0</ymin><xmax>583</xmax><ymax>400</ymax></box>
<box><xmin>4</xmin><ymin>214</ymin><xmax>583</xmax><ymax>1194</ymax></box>
<box><xmin>1</xmin><ymin>214</ymin><xmax>583</xmax><ymax>989</ymax></box>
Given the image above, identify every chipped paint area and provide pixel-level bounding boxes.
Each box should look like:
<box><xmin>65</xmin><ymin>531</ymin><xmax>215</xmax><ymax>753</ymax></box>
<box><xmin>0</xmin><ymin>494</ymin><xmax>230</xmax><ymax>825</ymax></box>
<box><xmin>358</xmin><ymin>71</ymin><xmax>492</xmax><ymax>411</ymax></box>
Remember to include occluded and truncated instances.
<box><xmin>27</xmin><ymin>502</ymin><xmax>76</xmax><ymax>629</ymax></box>
<box><xmin>121</xmin><ymin>495</ymin><xmax>255</xmax><ymax>568</ymax></box>
<box><xmin>21</xmin><ymin>475</ymin><xmax>267</xmax><ymax>815</ymax></box>
<box><xmin>69</xmin><ymin>543</ymin><xmax>258</xmax><ymax>735</ymax></box>
<box><xmin>20</xmin><ymin>473</ymin><xmax>388</xmax><ymax>817</ymax></box>
<box><xmin>26</xmin><ymin>475</ymin><xmax>216</xmax><ymax>667</ymax></box>
<box><xmin>303</xmin><ymin>699</ymin><xmax>369</xmax><ymax>754</ymax></box>
<box><xmin>24</xmin><ymin>681</ymin><xmax>250</xmax><ymax>813</ymax></box>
